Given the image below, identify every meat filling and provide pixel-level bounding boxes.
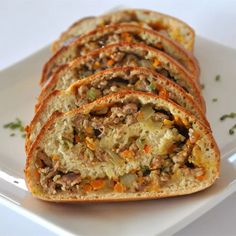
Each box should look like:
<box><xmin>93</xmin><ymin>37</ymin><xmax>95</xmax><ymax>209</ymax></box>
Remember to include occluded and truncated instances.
<box><xmin>75</xmin><ymin>75</ymin><xmax>171</xmax><ymax>106</ymax></box>
<box><xmin>36</xmin><ymin>102</ymin><xmax>204</xmax><ymax>195</ymax></box>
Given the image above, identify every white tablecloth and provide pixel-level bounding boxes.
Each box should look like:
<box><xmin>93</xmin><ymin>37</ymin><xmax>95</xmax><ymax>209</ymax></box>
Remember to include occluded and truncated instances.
<box><xmin>0</xmin><ymin>0</ymin><xmax>235</xmax><ymax>235</ymax></box>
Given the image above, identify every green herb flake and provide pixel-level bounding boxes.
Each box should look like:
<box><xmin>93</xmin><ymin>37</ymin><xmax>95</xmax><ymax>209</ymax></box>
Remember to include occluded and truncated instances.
<box><xmin>220</xmin><ymin>112</ymin><xmax>236</xmax><ymax>121</ymax></box>
<box><xmin>212</xmin><ymin>98</ymin><xmax>218</xmax><ymax>102</ymax></box>
<box><xmin>229</xmin><ymin>124</ymin><xmax>236</xmax><ymax>135</ymax></box>
<box><xmin>3</xmin><ymin>118</ymin><xmax>25</xmax><ymax>138</ymax></box>
<box><xmin>215</xmin><ymin>74</ymin><xmax>221</xmax><ymax>81</ymax></box>
<box><xmin>148</xmin><ymin>82</ymin><xmax>156</xmax><ymax>92</ymax></box>
<box><xmin>200</xmin><ymin>83</ymin><xmax>205</xmax><ymax>90</ymax></box>
<box><xmin>141</xmin><ymin>166</ymin><xmax>151</xmax><ymax>176</ymax></box>
<box><xmin>87</xmin><ymin>87</ymin><xmax>97</xmax><ymax>101</ymax></box>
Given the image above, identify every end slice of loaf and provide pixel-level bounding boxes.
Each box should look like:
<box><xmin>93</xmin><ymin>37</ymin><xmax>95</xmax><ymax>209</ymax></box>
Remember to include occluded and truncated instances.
<box><xmin>25</xmin><ymin>91</ymin><xmax>219</xmax><ymax>202</ymax></box>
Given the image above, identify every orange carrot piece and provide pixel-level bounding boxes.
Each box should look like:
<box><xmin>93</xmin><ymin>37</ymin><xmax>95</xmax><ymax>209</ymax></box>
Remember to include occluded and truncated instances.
<box><xmin>91</xmin><ymin>179</ymin><xmax>105</xmax><ymax>190</ymax></box>
<box><xmin>144</xmin><ymin>144</ymin><xmax>152</xmax><ymax>154</ymax></box>
<box><xmin>114</xmin><ymin>182</ymin><xmax>125</xmax><ymax>192</ymax></box>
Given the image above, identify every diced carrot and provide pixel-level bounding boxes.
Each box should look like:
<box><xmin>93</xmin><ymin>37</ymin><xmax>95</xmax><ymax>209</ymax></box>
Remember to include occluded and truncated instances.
<box><xmin>152</xmin><ymin>59</ymin><xmax>160</xmax><ymax>67</ymax></box>
<box><xmin>195</xmin><ymin>174</ymin><xmax>205</xmax><ymax>181</ymax></box>
<box><xmin>90</xmin><ymin>179</ymin><xmax>105</xmax><ymax>190</ymax></box>
<box><xmin>83</xmin><ymin>184</ymin><xmax>92</xmax><ymax>193</ymax></box>
<box><xmin>121</xmin><ymin>32</ymin><xmax>133</xmax><ymax>42</ymax></box>
<box><xmin>144</xmin><ymin>144</ymin><xmax>152</xmax><ymax>154</ymax></box>
<box><xmin>85</xmin><ymin>137</ymin><xmax>96</xmax><ymax>150</ymax></box>
<box><xmin>120</xmin><ymin>149</ymin><xmax>134</xmax><ymax>159</ymax></box>
<box><xmin>114</xmin><ymin>182</ymin><xmax>126</xmax><ymax>192</ymax></box>
<box><xmin>107</xmin><ymin>59</ymin><xmax>115</xmax><ymax>66</ymax></box>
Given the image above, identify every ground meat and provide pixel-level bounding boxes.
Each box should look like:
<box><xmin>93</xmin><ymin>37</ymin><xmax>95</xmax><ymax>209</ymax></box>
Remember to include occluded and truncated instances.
<box><xmin>122</xmin><ymin>54</ymin><xmax>139</xmax><ymax>66</ymax></box>
<box><xmin>134</xmin><ymin>79</ymin><xmax>149</xmax><ymax>91</ymax></box>
<box><xmin>123</xmin><ymin>103</ymin><xmax>138</xmax><ymax>114</ymax></box>
<box><xmin>172</xmin><ymin>141</ymin><xmax>193</xmax><ymax>165</ymax></box>
<box><xmin>94</xmin><ymin>149</ymin><xmax>107</xmax><ymax>161</ymax></box>
<box><xmin>73</xmin><ymin>114</ymin><xmax>86</xmax><ymax>129</ymax></box>
<box><xmin>91</xmin><ymin>121</ymin><xmax>105</xmax><ymax>138</ymax></box>
<box><xmin>110</xmin><ymin>52</ymin><xmax>125</xmax><ymax>61</ymax></box>
<box><xmin>110</xmin><ymin>107</ymin><xmax>124</xmax><ymax>117</ymax></box>
<box><xmin>97</xmin><ymin>80</ymin><xmax>108</xmax><ymax>89</ymax></box>
<box><xmin>37</xmin><ymin>150</ymin><xmax>52</xmax><ymax>167</ymax></box>
<box><xmin>151</xmin><ymin>156</ymin><xmax>163</xmax><ymax>169</ymax></box>
<box><xmin>152</xmin><ymin>112</ymin><xmax>169</xmax><ymax>122</ymax></box>
<box><xmin>160</xmin><ymin>172</ymin><xmax>170</xmax><ymax>183</ymax></box>
<box><xmin>55</xmin><ymin>173</ymin><xmax>81</xmax><ymax>189</ymax></box>
<box><xmin>125</xmin><ymin>115</ymin><xmax>137</xmax><ymax>125</ymax></box>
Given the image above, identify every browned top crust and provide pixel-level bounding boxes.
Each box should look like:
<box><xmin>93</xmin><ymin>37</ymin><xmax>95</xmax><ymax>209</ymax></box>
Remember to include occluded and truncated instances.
<box><xmin>52</xmin><ymin>8</ymin><xmax>195</xmax><ymax>53</ymax></box>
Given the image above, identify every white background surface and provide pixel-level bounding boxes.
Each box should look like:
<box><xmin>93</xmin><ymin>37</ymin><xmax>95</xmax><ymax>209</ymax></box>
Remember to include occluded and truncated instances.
<box><xmin>0</xmin><ymin>0</ymin><xmax>235</xmax><ymax>235</ymax></box>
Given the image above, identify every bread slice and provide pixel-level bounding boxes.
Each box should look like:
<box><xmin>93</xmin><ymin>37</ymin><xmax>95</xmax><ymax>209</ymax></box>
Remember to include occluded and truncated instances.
<box><xmin>38</xmin><ymin>42</ymin><xmax>204</xmax><ymax>111</ymax></box>
<box><xmin>43</xmin><ymin>24</ymin><xmax>199</xmax><ymax>85</ymax></box>
<box><xmin>26</xmin><ymin>67</ymin><xmax>209</xmax><ymax>154</ymax></box>
<box><xmin>52</xmin><ymin>9</ymin><xmax>195</xmax><ymax>53</ymax></box>
<box><xmin>25</xmin><ymin>91</ymin><xmax>219</xmax><ymax>202</ymax></box>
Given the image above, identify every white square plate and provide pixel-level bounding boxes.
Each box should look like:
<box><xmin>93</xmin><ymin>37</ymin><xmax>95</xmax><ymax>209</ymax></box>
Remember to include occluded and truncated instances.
<box><xmin>0</xmin><ymin>36</ymin><xmax>236</xmax><ymax>236</ymax></box>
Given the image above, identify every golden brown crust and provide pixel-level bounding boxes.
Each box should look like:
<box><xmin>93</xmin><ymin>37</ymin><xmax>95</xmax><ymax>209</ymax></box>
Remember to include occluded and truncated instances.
<box><xmin>38</xmin><ymin>42</ymin><xmax>205</xmax><ymax>111</ymax></box>
<box><xmin>51</xmin><ymin>16</ymin><xmax>96</xmax><ymax>53</ymax></box>
<box><xmin>52</xmin><ymin>8</ymin><xmax>195</xmax><ymax>53</ymax></box>
<box><xmin>43</xmin><ymin>23</ymin><xmax>199</xmax><ymax>85</ymax></box>
<box><xmin>25</xmin><ymin>91</ymin><xmax>220</xmax><ymax>202</ymax></box>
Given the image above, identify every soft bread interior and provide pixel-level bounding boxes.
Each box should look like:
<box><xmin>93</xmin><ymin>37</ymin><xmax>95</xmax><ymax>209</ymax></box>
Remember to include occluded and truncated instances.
<box><xmin>26</xmin><ymin>92</ymin><xmax>219</xmax><ymax>201</ymax></box>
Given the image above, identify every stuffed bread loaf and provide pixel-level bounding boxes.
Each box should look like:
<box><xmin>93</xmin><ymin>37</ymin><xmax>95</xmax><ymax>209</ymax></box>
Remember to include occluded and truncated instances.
<box><xmin>25</xmin><ymin>91</ymin><xmax>219</xmax><ymax>202</ymax></box>
<box><xmin>42</xmin><ymin>24</ymin><xmax>199</xmax><ymax>85</ymax></box>
<box><xmin>26</xmin><ymin>67</ymin><xmax>208</xmax><ymax>154</ymax></box>
<box><xmin>38</xmin><ymin>43</ymin><xmax>204</xmax><ymax>110</ymax></box>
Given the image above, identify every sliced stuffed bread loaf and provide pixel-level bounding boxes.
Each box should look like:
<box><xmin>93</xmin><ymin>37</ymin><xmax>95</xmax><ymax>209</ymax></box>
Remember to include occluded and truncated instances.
<box><xmin>39</xmin><ymin>43</ymin><xmax>204</xmax><ymax>110</ymax></box>
<box><xmin>26</xmin><ymin>67</ymin><xmax>208</xmax><ymax>153</ymax></box>
<box><xmin>25</xmin><ymin>91</ymin><xmax>219</xmax><ymax>202</ymax></box>
<box><xmin>43</xmin><ymin>24</ymin><xmax>199</xmax><ymax>85</ymax></box>
<box><xmin>52</xmin><ymin>9</ymin><xmax>195</xmax><ymax>52</ymax></box>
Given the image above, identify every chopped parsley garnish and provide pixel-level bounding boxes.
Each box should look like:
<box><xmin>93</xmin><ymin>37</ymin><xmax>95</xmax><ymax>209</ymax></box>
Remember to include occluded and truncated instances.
<box><xmin>212</xmin><ymin>98</ymin><xmax>218</xmax><ymax>102</ymax></box>
<box><xmin>220</xmin><ymin>112</ymin><xmax>236</xmax><ymax>121</ymax></box>
<box><xmin>215</xmin><ymin>74</ymin><xmax>221</xmax><ymax>81</ymax></box>
<box><xmin>200</xmin><ymin>83</ymin><xmax>205</xmax><ymax>90</ymax></box>
<box><xmin>3</xmin><ymin>118</ymin><xmax>25</xmax><ymax>138</ymax></box>
<box><xmin>229</xmin><ymin>124</ymin><xmax>236</xmax><ymax>135</ymax></box>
